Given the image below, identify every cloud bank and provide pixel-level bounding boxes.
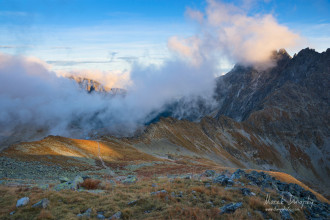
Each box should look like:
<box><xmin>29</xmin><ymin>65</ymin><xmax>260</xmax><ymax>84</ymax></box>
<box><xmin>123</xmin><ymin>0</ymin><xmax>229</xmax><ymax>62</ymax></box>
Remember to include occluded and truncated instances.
<box><xmin>0</xmin><ymin>50</ymin><xmax>216</xmax><ymax>145</ymax></box>
<box><xmin>169</xmin><ymin>0</ymin><xmax>301</xmax><ymax>69</ymax></box>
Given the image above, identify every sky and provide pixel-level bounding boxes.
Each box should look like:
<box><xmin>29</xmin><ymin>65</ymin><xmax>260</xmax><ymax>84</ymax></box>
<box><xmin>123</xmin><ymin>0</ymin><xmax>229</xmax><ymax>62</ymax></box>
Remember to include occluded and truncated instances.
<box><xmin>0</xmin><ymin>0</ymin><xmax>329</xmax><ymax>73</ymax></box>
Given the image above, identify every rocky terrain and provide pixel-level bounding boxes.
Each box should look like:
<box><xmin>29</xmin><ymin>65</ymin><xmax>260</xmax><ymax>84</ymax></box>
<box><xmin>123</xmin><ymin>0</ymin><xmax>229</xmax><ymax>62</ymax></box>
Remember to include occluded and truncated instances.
<box><xmin>0</xmin><ymin>48</ymin><xmax>329</xmax><ymax>219</ymax></box>
<box><xmin>0</xmin><ymin>136</ymin><xmax>329</xmax><ymax>219</ymax></box>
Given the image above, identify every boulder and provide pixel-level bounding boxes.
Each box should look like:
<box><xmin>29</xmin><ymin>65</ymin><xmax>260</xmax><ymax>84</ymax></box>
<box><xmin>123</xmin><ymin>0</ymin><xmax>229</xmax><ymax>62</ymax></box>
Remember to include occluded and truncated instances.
<box><xmin>54</xmin><ymin>182</ymin><xmax>71</xmax><ymax>191</ymax></box>
<box><xmin>219</xmin><ymin>202</ymin><xmax>243</xmax><ymax>214</ymax></box>
<box><xmin>97</xmin><ymin>214</ymin><xmax>105</xmax><ymax>219</ymax></box>
<box><xmin>16</xmin><ymin>197</ymin><xmax>29</xmax><ymax>207</ymax></box>
<box><xmin>231</xmin><ymin>169</ymin><xmax>245</xmax><ymax>179</ymax></box>
<box><xmin>107</xmin><ymin>179</ymin><xmax>117</xmax><ymax>186</ymax></box>
<box><xmin>72</xmin><ymin>176</ymin><xmax>84</xmax><ymax>189</ymax></box>
<box><xmin>204</xmin><ymin>170</ymin><xmax>216</xmax><ymax>177</ymax></box>
<box><xmin>122</xmin><ymin>175</ymin><xmax>137</xmax><ymax>184</ymax></box>
<box><xmin>32</xmin><ymin>198</ymin><xmax>50</xmax><ymax>209</ymax></box>
<box><xmin>128</xmin><ymin>200</ymin><xmax>138</xmax><ymax>206</ymax></box>
<box><xmin>77</xmin><ymin>208</ymin><xmax>92</xmax><ymax>218</ymax></box>
<box><xmin>241</xmin><ymin>188</ymin><xmax>255</xmax><ymax>196</ymax></box>
<box><xmin>171</xmin><ymin>191</ymin><xmax>183</xmax><ymax>198</ymax></box>
<box><xmin>109</xmin><ymin>211</ymin><xmax>122</xmax><ymax>219</ymax></box>
<box><xmin>59</xmin><ymin>177</ymin><xmax>70</xmax><ymax>183</ymax></box>
<box><xmin>213</xmin><ymin>175</ymin><xmax>234</xmax><ymax>186</ymax></box>
<box><xmin>151</xmin><ymin>190</ymin><xmax>167</xmax><ymax>195</ymax></box>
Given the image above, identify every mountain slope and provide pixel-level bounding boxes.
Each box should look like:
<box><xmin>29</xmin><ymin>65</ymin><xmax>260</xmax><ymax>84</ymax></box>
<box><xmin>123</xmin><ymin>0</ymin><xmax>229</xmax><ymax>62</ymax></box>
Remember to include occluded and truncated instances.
<box><xmin>136</xmin><ymin>48</ymin><xmax>330</xmax><ymax>197</ymax></box>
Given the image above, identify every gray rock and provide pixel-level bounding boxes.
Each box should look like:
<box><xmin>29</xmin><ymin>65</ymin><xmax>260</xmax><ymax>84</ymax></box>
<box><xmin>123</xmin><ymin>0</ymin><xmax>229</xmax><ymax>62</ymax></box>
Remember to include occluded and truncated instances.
<box><xmin>204</xmin><ymin>170</ymin><xmax>216</xmax><ymax>177</ymax></box>
<box><xmin>213</xmin><ymin>175</ymin><xmax>234</xmax><ymax>186</ymax></box>
<box><xmin>59</xmin><ymin>177</ymin><xmax>70</xmax><ymax>183</ymax></box>
<box><xmin>109</xmin><ymin>211</ymin><xmax>122</xmax><ymax>219</ymax></box>
<box><xmin>281</xmin><ymin>191</ymin><xmax>293</xmax><ymax>201</ymax></box>
<box><xmin>231</xmin><ymin>169</ymin><xmax>245</xmax><ymax>179</ymax></box>
<box><xmin>171</xmin><ymin>191</ymin><xmax>183</xmax><ymax>198</ymax></box>
<box><xmin>219</xmin><ymin>202</ymin><xmax>243</xmax><ymax>214</ymax></box>
<box><xmin>16</xmin><ymin>197</ymin><xmax>29</xmax><ymax>207</ymax></box>
<box><xmin>151</xmin><ymin>190</ymin><xmax>167</xmax><ymax>195</ymax></box>
<box><xmin>128</xmin><ymin>200</ymin><xmax>138</xmax><ymax>206</ymax></box>
<box><xmin>241</xmin><ymin>188</ymin><xmax>255</xmax><ymax>196</ymax></box>
<box><xmin>97</xmin><ymin>214</ymin><xmax>105</xmax><ymax>219</ymax></box>
<box><xmin>280</xmin><ymin>210</ymin><xmax>292</xmax><ymax>220</ymax></box>
<box><xmin>77</xmin><ymin>208</ymin><xmax>92</xmax><ymax>218</ymax></box>
<box><xmin>181</xmin><ymin>174</ymin><xmax>192</xmax><ymax>179</ymax></box>
<box><xmin>107</xmin><ymin>179</ymin><xmax>117</xmax><ymax>186</ymax></box>
<box><xmin>82</xmin><ymin>176</ymin><xmax>91</xmax><ymax>180</ymax></box>
<box><xmin>72</xmin><ymin>176</ymin><xmax>84</xmax><ymax>189</ymax></box>
<box><xmin>54</xmin><ymin>182</ymin><xmax>71</xmax><ymax>191</ymax></box>
<box><xmin>32</xmin><ymin>198</ymin><xmax>50</xmax><ymax>208</ymax></box>
<box><xmin>122</xmin><ymin>175</ymin><xmax>137</xmax><ymax>184</ymax></box>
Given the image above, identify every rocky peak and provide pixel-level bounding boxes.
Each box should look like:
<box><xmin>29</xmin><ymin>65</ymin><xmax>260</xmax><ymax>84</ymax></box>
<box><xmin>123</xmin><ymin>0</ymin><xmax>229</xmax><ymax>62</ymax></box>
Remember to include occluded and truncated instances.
<box><xmin>68</xmin><ymin>76</ymin><xmax>127</xmax><ymax>96</ymax></box>
<box><xmin>297</xmin><ymin>47</ymin><xmax>317</xmax><ymax>56</ymax></box>
<box><xmin>270</xmin><ymin>48</ymin><xmax>291</xmax><ymax>64</ymax></box>
<box><xmin>69</xmin><ymin>76</ymin><xmax>110</xmax><ymax>93</ymax></box>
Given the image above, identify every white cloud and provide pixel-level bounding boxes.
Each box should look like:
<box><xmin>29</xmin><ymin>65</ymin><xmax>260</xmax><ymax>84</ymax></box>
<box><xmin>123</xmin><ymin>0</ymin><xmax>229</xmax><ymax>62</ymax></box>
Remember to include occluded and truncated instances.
<box><xmin>171</xmin><ymin>0</ymin><xmax>301</xmax><ymax>69</ymax></box>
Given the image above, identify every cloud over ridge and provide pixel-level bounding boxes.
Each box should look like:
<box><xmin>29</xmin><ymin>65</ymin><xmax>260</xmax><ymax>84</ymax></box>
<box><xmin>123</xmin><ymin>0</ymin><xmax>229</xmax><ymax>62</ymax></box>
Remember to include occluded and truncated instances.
<box><xmin>169</xmin><ymin>0</ymin><xmax>301</xmax><ymax>68</ymax></box>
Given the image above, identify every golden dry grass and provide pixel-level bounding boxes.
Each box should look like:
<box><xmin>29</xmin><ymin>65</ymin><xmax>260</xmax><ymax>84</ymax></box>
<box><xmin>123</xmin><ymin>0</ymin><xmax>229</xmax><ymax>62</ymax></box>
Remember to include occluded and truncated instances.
<box><xmin>0</xmin><ymin>136</ymin><xmax>158</xmax><ymax>169</ymax></box>
<box><xmin>79</xmin><ymin>179</ymin><xmax>101</xmax><ymax>190</ymax></box>
<box><xmin>0</xmin><ymin>173</ymin><xmax>316</xmax><ymax>220</ymax></box>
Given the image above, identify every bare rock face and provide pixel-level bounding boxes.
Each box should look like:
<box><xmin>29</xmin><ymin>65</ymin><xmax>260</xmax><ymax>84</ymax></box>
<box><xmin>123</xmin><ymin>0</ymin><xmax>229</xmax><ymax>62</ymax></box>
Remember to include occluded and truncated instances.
<box><xmin>69</xmin><ymin>76</ymin><xmax>126</xmax><ymax>96</ymax></box>
<box><xmin>204</xmin><ymin>48</ymin><xmax>329</xmax><ymax>194</ymax></box>
<box><xmin>16</xmin><ymin>197</ymin><xmax>29</xmax><ymax>207</ymax></box>
<box><xmin>140</xmin><ymin>48</ymin><xmax>330</xmax><ymax>197</ymax></box>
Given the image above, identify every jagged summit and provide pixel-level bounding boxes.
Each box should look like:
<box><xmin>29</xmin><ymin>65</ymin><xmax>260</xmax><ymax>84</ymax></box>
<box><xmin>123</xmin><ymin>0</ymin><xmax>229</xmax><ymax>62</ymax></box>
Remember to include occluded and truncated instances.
<box><xmin>271</xmin><ymin>48</ymin><xmax>291</xmax><ymax>62</ymax></box>
<box><xmin>69</xmin><ymin>75</ymin><xmax>126</xmax><ymax>95</ymax></box>
<box><xmin>68</xmin><ymin>76</ymin><xmax>110</xmax><ymax>93</ymax></box>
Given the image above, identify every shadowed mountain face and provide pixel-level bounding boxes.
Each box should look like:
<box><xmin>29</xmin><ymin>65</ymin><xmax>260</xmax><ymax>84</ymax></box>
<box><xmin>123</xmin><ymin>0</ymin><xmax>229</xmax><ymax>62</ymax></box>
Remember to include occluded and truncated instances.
<box><xmin>213</xmin><ymin>48</ymin><xmax>330</xmax><ymax>191</ymax></box>
<box><xmin>215</xmin><ymin>48</ymin><xmax>330</xmax><ymax>122</ymax></box>
<box><xmin>138</xmin><ymin>48</ymin><xmax>330</xmax><ymax>196</ymax></box>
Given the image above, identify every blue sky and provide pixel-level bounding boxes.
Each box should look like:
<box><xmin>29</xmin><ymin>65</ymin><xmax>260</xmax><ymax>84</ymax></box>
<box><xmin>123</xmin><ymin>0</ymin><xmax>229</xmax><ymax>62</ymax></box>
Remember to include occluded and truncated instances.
<box><xmin>0</xmin><ymin>0</ymin><xmax>329</xmax><ymax>72</ymax></box>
